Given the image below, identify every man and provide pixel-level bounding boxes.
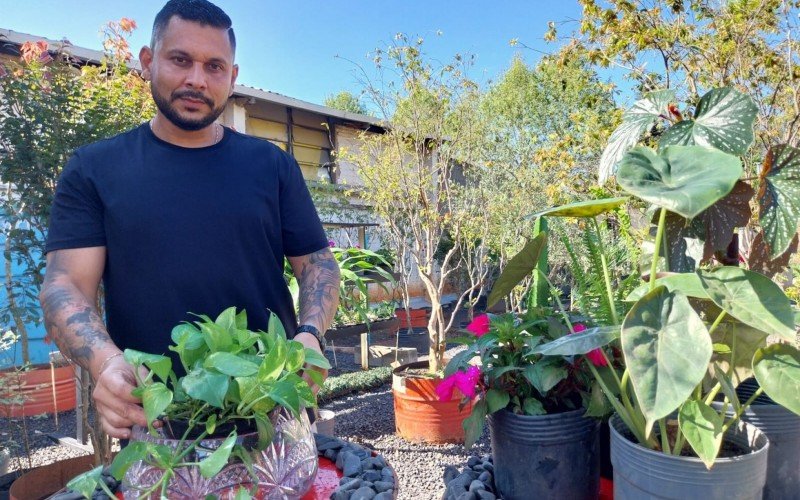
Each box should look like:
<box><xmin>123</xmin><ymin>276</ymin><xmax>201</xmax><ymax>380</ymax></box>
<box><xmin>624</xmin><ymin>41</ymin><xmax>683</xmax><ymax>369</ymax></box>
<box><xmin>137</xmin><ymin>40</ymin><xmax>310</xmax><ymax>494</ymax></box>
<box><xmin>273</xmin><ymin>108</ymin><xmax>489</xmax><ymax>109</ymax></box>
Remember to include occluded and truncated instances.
<box><xmin>39</xmin><ymin>0</ymin><xmax>339</xmax><ymax>440</ymax></box>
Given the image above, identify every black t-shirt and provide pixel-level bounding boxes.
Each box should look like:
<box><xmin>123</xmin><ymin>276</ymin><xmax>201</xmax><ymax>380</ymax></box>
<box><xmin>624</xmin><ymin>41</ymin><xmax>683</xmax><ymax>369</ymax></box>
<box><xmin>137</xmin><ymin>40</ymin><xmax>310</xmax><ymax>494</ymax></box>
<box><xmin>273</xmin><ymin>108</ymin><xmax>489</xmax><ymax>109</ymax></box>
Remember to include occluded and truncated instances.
<box><xmin>45</xmin><ymin>123</ymin><xmax>328</xmax><ymax>363</ymax></box>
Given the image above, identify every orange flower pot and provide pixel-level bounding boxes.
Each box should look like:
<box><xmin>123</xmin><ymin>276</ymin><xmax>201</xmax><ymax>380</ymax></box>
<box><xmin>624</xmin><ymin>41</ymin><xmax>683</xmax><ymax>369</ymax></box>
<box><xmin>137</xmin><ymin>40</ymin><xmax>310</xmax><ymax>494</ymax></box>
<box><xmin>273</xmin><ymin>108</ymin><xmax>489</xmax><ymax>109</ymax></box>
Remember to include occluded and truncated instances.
<box><xmin>10</xmin><ymin>454</ymin><xmax>96</xmax><ymax>500</ymax></box>
<box><xmin>392</xmin><ymin>361</ymin><xmax>473</xmax><ymax>444</ymax></box>
<box><xmin>0</xmin><ymin>363</ymin><xmax>77</xmax><ymax>417</ymax></box>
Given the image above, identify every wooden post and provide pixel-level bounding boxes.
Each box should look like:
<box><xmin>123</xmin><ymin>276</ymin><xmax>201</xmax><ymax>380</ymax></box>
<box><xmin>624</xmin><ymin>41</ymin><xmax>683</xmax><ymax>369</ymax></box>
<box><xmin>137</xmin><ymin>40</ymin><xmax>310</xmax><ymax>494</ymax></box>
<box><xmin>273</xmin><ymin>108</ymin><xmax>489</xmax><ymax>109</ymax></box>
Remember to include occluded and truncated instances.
<box><xmin>360</xmin><ymin>333</ymin><xmax>369</xmax><ymax>370</ymax></box>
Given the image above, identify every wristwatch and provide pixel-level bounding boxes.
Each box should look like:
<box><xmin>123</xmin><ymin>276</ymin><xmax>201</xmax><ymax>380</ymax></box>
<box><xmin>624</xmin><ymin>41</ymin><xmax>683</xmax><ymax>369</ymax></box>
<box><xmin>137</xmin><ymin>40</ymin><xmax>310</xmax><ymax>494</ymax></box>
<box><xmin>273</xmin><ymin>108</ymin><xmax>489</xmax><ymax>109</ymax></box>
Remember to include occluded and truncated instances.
<box><xmin>295</xmin><ymin>324</ymin><xmax>327</xmax><ymax>352</ymax></box>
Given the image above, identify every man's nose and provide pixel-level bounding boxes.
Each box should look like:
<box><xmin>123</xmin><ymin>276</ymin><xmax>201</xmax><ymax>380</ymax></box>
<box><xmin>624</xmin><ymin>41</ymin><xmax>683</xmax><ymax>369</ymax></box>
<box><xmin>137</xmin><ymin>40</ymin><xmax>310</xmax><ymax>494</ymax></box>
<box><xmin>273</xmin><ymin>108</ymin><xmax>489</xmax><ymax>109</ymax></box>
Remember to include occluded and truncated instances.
<box><xmin>184</xmin><ymin>62</ymin><xmax>207</xmax><ymax>89</ymax></box>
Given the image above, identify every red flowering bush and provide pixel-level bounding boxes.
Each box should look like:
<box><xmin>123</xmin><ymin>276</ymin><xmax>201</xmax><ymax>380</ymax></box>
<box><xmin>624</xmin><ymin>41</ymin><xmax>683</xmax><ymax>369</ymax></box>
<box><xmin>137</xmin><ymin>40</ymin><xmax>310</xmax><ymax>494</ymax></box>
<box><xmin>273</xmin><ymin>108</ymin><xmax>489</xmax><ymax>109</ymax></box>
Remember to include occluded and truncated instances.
<box><xmin>441</xmin><ymin>310</ymin><xmax>615</xmax><ymax>447</ymax></box>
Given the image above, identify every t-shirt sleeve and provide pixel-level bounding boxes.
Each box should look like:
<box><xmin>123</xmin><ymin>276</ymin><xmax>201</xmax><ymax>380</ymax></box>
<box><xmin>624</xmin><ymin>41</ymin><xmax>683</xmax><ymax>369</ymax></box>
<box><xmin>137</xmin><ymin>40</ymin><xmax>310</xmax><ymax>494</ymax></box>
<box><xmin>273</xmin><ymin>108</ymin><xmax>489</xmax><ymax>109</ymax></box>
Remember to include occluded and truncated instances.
<box><xmin>278</xmin><ymin>153</ymin><xmax>329</xmax><ymax>257</ymax></box>
<box><xmin>45</xmin><ymin>151</ymin><xmax>106</xmax><ymax>253</ymax></box>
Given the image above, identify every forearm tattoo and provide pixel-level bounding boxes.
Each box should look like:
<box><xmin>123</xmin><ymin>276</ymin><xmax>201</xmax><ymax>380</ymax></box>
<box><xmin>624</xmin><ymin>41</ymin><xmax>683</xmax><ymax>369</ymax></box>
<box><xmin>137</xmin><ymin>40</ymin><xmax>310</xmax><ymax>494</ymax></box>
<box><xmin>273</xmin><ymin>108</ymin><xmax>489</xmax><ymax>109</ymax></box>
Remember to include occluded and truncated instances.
<box><xmin>295</xmin><ymin>248</ymin><xmax>340</xmax><ymax>333</ymax></box>
<box><xmin>41</xmin><ymin>252</ymin><xmax>111</xmax><ymax>368</ymax></box>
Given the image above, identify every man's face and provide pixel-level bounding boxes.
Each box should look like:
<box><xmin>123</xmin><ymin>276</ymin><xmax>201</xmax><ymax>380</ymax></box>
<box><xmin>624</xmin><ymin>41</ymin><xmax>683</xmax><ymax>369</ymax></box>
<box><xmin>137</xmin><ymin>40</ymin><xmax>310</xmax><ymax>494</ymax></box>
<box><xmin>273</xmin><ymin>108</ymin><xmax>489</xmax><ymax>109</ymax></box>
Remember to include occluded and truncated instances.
<box><xmin>140</xmin><ymin>17</ymin><xmax>238</xmax><ymax>131</ymax></box>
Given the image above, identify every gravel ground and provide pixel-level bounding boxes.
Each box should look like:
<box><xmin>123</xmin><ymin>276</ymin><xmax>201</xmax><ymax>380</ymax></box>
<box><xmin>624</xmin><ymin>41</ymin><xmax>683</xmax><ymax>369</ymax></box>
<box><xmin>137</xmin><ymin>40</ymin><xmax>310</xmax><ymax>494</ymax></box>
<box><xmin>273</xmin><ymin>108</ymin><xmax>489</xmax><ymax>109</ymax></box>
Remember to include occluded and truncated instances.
<box><xmin>1</xmin><ymin>410</ymin><xmax>92</xmax><ymax>474</ymax></box>
<box><xmin>321</xmin><ymin>385</ymin><xmax>490</xmax><ymax>500</ymax></box>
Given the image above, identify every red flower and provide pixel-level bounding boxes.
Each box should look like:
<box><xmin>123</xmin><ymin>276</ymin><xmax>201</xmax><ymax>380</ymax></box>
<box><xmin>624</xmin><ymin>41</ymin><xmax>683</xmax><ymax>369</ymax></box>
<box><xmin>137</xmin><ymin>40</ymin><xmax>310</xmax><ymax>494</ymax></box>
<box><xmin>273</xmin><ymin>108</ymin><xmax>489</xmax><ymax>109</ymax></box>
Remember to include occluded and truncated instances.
<box><xmin>570</xmin><ymin>323</ymin><xmax>608</xmax><ymax>367</ymax></box>
<box><xmin>466</xmin><ymin>314</ymin><xmax>490</xmax><ymax>337</ymax></box>
<box><xmin>436</xmin><ymin>366</ymin><xmax>482</xmax><ymax>401</ymax></box>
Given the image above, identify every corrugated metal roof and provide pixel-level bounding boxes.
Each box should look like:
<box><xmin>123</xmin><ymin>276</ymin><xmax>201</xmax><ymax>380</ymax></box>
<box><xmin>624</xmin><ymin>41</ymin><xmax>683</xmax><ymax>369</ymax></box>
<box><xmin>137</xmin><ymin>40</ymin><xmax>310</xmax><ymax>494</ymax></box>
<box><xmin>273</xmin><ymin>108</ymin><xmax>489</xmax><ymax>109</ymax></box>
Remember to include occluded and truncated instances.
<box><xmin>0</xmin><ymin>27</ymin><xmax>383</xmax><ymax>127</ymax></box>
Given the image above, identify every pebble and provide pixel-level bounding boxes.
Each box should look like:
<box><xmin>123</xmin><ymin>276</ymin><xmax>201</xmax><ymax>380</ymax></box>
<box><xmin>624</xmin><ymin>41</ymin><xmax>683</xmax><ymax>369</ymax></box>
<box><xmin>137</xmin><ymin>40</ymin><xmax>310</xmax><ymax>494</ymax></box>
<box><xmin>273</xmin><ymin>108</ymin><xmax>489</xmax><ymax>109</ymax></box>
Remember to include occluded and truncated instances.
<box><xmin>351</xmin><ymin>486</ymin><xmax>377</xmax><ymax>500</ymax></box>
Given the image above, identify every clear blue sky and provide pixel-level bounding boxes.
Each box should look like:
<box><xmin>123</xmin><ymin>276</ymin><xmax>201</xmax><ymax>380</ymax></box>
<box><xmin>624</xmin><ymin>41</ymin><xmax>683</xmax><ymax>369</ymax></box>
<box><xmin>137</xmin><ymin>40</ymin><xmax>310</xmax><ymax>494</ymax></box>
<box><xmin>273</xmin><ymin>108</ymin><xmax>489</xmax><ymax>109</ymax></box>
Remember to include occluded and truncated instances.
<box><xmin>0</xmin><ymin>0</ymin><xmax>592</xmax><ymax>106</ymax></box>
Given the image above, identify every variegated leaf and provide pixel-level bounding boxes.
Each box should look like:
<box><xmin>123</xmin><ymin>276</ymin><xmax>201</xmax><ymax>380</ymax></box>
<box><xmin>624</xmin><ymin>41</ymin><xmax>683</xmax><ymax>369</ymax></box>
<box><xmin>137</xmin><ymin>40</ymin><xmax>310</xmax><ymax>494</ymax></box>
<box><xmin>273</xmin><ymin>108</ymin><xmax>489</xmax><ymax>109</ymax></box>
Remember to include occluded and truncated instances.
<box><xmin>758</xmin><ymin>144</ymin><xmax>800</xmax><ymax>257</ymax></box>
<box><xmin>747</xmin><ymin>230</ymin><xmax>799</xmax><ymax>279</ymax></box>
<box><xmin>659</xmin><ymin>87</ymin><xmax>757</xmax><ymax>155</ymax></box>
<box><xmin>599</xmin><ymin>89</ymin><xmax>675</xmax><ymax>184</ymax></box>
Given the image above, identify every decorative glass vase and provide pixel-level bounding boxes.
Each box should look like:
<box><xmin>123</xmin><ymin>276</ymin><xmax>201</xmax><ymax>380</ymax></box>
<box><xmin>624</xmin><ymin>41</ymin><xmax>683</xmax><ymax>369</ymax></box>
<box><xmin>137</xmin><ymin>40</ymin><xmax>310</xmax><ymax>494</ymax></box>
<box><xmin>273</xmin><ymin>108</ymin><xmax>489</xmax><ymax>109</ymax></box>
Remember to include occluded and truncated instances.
<box><xmin>123</xmin><ymin>407</ymin><xmax>317</xmax><ymax>499</ymax></box>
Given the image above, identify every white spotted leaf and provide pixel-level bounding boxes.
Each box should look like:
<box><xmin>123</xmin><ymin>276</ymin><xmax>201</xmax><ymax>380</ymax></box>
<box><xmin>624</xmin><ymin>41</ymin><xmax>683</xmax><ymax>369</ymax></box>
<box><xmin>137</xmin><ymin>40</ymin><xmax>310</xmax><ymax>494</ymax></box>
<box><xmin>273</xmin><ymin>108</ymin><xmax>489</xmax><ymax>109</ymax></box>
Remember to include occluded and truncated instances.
<box><xmin>659</xmin><ymin>87</ymin><xmax>757</xmax><ymax>155</ymax></box>
<box><xmin>758</xmin><ymin>144</ymin><xmax>800</xmax><ymax>258</ymax></box>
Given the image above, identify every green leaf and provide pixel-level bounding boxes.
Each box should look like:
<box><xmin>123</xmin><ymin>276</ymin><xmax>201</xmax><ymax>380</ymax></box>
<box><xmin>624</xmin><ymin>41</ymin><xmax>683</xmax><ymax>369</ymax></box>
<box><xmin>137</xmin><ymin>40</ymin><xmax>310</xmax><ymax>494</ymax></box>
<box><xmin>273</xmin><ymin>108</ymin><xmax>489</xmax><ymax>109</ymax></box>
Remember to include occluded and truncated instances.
<box><xmin>142</xmin><ymin>382</ymin><xmax>173</xmax><ymax>427</ymax></box>
<box><xmin>235</xmin><ymin>309</ymin><xmax>248</xmax><ymax>330</ymax></box>
<box><xmin>617</xmin><ymin>146</ymin><xmax>743</xmax><ymax>219</ymax></box>
<box><xmin>712</xmin><ymin>362</ymin><xmax>740</xmax><ymax>413</ymax></box>
<box><xmin>485</xmin><ymin>388</ymin><xmax>510</xmax><ymax>413</ymax></box>
<box><xmin>204</xmin><ymin>352</ymin><xmax>259</xmax><ymax>377</ymax></box>
<box><xmin>531</xmin><ymin>197</ymin><xmax>629</xmax><ymax>218</ymax></box>
<box><xmin>123</xmin><ymin>350</ymin><xmax>173</xmax><ymax>383</ymax></box>
<box><xmin>285</xmin><ymin>343</ymin><xmax>305</xmax><ymax>373</ymax></box>
<box><xmin>622</xmin><ymin>287</ymin><xmax>712</xmax><ymax>430</ymax></box>
<box><xmin>306</xmin><ymin>369</ymin><xmax>324</xmax><ymax>389</ymax></box>
<box><xmin>698</xmin><ymin>267</ymin><xmax>796</xmax><ymax>341</ymax></box>
<box><xmin>758</xmin><ymin>144</ymin><xmax>800</xmax><ymax>257</ymax></box>
<box><xmin>254</xmin><ymin>413</ymin><xmax>274</xmax><ymax>451</ymax></box>
<box><xmin>488</xmin><ymin>233</ymin><xmax>547</xmax><ymax>308</ymax></box>
<box><xmin>523</xmin><ymin>358</ymin><xmax>568</xmax><ymax>395</ymax></box>
<box><xmin>270</xmin><ymin>380</ymin><xmax>301</xmax><ymax>417</ymax></box>
<box><xmin>199</xmin><ymin>321</ymin><xmax>233</xmax><ymax>352</ymax></box>
<box><xmin>108</xmin><ymin>441</ymin><xmax>149</xmax><ymax>480</ymax></box>
<box><xmin>215</xmin><ymin>307</ymin><xmax>238</xmax><ymax>332</ymax></box>
<box><xmin>679</xmin><ymin>400</ymin><xmax>724</xmax><ymax>469</ymax></box>
<box><xmin>302</xmin><ymin>346</ymin><xmax>332</xmax><ymax>370</ymax></box>
<box><xmin>259</xmin><ymin>337</ymin><xmax>287</xmax><ymax>381</ymax></box>
<box><xmin>198</xmin><ymin>432</ymin><xmax>237</xmax><ymax>478</ymax></box>
<box><xmin>709</xmin><ymin>321</ymin><xmax>767</xmax><ymax>386</ymax></box>
<box><xmin>171</xmin><ymin>323</ymin><xmax>204</xmax><ymax>349</ymax></box>
<box><xmin>753</xmin><ymin>343</ymin><xmax>800</xmax><ymax>415</ymax></box>
<box><xmin>463</xmin><ymin>399</ymin><xmax>487</xmax><ymax>449</ymax></box>
<box><xmin>531</xmin><ymin>325</ymin><xmax>619</xmax><ymax>356</ymax></box>
<box><xmin>268</xmin><ymin>311</ymin><xmax>287</xmax><ymax>339</ymax></box>
<box><xmin>235</xmin><ymin>487</ymin><xmax>253</xmax><ymax>500</ymax></box>
<box><xmin>66</xmin><ymin>466</ymin><xmax>105</xmax><ymax>499</ymax></box>
<box><xmin>205</xmin><ymin>414</ymin><xmax>218</xmax><ymax>435</ymax></box>
<box><xmin>626</xmin><ymin>273</ymin><xmax>709</xmax><ymax>302</ymax></box>
<box><xmin>182</xmin><ymin>368</ymin><xmax>230</xmax><ymax>408</ymax></box>
<box><xmin>659</xmin><ymin>87</ymin><xmax>757</xmax><ymax>155</ymax></box>
<box><xmin>444</xmin><ymin>348</ymin><xmax>479</xmax><ymax>377</ymax></box>
<box><xmin>523</xmin><ymin>397</ymin><xmax>546</xmax><ymax>416</ymax></box>
<box><xmin>584</xmin><ymin>381</ymin><xmax>611</xmax><ymax>418</ymax></box>
<box><xmin>599</xmin><ymin>89</ymin><xmax>676</xmax><ymax>184</ymax></box>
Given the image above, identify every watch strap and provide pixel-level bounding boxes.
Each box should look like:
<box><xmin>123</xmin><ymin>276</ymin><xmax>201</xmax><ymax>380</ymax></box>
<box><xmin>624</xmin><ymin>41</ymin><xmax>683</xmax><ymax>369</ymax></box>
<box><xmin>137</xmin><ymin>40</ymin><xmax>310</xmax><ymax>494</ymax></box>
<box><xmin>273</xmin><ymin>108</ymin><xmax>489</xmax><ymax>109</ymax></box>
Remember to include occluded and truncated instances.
<box><xmin>295</xmin><ymin>324</ymin><xmax>327</xmax><ymax>351</ymax></box>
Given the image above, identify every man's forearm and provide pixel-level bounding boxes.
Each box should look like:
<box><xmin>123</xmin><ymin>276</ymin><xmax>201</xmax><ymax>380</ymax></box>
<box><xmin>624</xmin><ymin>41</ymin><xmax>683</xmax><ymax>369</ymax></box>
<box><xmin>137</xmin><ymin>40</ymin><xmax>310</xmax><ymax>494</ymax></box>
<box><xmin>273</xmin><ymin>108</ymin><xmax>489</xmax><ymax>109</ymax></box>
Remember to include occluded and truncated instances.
<box><xmin>41</xmin><ymin>275</ymin><xmax>117</xmax><ymax>377</ymax></box>
<box><xmin>294</xmin><ymin>248</ymin><xmax>340</xmax><ymax>333</ymax></box>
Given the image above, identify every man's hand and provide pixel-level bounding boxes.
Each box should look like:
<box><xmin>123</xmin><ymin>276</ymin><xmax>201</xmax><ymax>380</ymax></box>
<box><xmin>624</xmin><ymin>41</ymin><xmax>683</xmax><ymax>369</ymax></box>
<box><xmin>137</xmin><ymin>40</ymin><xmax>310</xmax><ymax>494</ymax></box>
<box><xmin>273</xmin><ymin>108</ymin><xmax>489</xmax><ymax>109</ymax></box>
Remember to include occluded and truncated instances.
<box><xmin>91</xmin><ymin>354</ymin><xmax>149</xmax><ymax>439</ymax></box>
<box><xmin>294</xmin><ymin>331</ymin><xmax>329</xmax><ymax>395</ymax></box>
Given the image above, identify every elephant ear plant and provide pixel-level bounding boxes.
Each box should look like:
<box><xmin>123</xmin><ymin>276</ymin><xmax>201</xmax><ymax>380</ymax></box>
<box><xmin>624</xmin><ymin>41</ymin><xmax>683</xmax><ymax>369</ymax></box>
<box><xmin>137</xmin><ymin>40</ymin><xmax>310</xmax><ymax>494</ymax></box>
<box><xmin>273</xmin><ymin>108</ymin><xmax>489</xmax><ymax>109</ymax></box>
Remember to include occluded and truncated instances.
<box><xmin>66</xmin><ymin>307</ymin><xmax>331</xmax><ymax>499</ymax></box>
<box><xmin>526</xmin><ymin>86</ymin><xmax>800</xmax><ymax>468</ymax></box>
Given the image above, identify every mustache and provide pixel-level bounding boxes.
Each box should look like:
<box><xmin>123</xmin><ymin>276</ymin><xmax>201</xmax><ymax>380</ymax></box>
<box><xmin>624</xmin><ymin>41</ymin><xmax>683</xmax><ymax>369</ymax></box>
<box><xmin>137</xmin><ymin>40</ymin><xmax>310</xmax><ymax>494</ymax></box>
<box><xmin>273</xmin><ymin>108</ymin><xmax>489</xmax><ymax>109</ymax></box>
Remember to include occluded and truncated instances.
<box><xmin>172</xmin><ymin>90</ymin><xmax>213</xmax><ymax>107</ymax></box>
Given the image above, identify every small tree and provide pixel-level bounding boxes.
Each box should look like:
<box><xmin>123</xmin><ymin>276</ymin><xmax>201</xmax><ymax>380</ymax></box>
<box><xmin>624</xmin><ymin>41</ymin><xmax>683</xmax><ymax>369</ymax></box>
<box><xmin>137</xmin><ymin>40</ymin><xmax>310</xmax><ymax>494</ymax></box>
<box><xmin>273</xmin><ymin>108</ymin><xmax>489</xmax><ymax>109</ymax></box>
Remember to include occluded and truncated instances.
<box><xmin>0</xmin><ymin>20</ymin><xmax>154</xmax><ymax>365</ymax></box>
<box><xmin>324</xmin><ymin>90</ymin><xmax>370</xmax><ymax>115</ymax></box>
<box><xmin>341</xmin><ymin>35</ymin><xmax>489</xmax><ymax>372</ymax></box>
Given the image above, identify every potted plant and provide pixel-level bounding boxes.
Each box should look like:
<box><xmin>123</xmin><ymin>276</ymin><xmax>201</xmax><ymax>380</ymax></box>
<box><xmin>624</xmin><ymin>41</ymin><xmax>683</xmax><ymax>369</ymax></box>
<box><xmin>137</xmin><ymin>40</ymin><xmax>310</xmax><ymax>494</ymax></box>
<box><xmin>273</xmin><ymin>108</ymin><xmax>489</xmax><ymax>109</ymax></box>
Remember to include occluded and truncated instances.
<box><xmin>64</xmin><ymin>306</ymin><xmax>331</xmax><ymax>499</ymax></box>
<box><xmin>528</xmin><ymin>87</ymin><xmax>800</xmax><ymax>499</ymax></box>
<box><xmin>441</xmin><ymin>274</ymin><xmax>609</xmax><ymax>500</ymax></box>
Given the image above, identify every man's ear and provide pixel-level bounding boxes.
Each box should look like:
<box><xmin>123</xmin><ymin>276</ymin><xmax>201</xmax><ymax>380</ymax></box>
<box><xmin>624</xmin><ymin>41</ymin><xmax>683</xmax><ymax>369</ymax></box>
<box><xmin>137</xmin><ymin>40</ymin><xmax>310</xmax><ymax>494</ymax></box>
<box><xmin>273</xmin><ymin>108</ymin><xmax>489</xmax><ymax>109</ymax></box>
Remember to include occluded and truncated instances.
<box><xmin>229</xmin><ymin>64</ymin><xmax>239</xmax><ymax>96</ymax></box>
<box><xmin>139</xmin><ymin>46</ymin><xmax>153</xmax><ymax>80</ymax></box>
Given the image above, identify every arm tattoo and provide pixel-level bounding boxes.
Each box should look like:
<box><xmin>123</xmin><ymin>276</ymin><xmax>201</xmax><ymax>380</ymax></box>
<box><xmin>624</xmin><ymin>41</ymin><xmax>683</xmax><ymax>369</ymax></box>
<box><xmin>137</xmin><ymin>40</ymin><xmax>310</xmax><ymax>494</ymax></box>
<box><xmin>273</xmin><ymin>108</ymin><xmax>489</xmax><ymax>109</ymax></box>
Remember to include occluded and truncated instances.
<box><xmin>295</xmin><ymin>248</ymin><xmax>340</xmax><ymax>333</ymax></box>
<box><xmin>41</xmin><ymin>252</ymin><xmax>112</xmax><ymax>368</ymax></box>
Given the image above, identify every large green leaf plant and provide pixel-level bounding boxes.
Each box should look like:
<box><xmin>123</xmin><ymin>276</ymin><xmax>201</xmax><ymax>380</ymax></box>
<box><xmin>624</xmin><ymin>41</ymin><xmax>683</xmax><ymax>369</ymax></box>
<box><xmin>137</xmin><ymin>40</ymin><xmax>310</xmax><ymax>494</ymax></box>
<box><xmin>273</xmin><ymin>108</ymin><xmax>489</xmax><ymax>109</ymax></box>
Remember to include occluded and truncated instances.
<box><xmin>66</xmin><ymin>307</ymin><xmax>331</xmax><ymax>499</ymax></box>
<box><xmin>520</xmin><ymin>86</ymin><xmax>800</xmax><ymax>468</ymax></box>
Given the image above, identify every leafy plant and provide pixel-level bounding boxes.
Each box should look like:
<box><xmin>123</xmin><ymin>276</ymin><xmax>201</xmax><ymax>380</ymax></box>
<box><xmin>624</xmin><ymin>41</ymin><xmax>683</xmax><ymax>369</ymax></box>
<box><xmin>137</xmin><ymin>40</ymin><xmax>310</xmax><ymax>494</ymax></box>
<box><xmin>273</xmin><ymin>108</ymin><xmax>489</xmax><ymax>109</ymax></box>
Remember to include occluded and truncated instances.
<box><xmin>66</xmin><ymin>307</ymin><xmax>331</xmax><ymax>499</ymax></box>
<box><xmin>442</xmin><ymin>235</ymin><xmax>616</xmax><ymax>448</ymax></box>
<box><xmin>526</xmin><ymin>86</ymin><xmax>800</xmax><ymax>468</ymax></box>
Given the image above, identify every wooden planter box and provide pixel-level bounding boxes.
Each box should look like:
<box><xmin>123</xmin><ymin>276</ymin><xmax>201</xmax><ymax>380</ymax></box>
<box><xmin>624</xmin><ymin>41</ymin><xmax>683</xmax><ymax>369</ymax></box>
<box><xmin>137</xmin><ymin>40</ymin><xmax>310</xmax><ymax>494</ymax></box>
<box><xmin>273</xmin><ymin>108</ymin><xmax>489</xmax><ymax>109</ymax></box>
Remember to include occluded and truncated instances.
<box><xmin>327</xmin><ymin>317</ymin><xmax>400</xmax><ymax>340</ymax></box>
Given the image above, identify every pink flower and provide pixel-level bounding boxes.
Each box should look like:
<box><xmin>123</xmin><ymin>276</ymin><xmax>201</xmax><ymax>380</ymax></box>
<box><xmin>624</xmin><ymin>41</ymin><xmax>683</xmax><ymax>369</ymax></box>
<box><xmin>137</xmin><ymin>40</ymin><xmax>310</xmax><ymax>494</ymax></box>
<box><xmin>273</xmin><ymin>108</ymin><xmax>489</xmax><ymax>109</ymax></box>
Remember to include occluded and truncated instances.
<box><xmin>328</xmin><ymin>239</ymin><xmax>336</xmax><ymax>247</ymax></box>
<box><xmin>466</xmin><ymin>314</ymin><xmax>490</xmax><ymax>337</ymax></box>
<box><xmin>436</xmin><ymin>366</ymin><xmax>482</xmax><ymax>401</ymax></box>
<box><xmin>570</xmin><ymin>323</ymin><xmax>608</xmax><ymax>367</ymax></box>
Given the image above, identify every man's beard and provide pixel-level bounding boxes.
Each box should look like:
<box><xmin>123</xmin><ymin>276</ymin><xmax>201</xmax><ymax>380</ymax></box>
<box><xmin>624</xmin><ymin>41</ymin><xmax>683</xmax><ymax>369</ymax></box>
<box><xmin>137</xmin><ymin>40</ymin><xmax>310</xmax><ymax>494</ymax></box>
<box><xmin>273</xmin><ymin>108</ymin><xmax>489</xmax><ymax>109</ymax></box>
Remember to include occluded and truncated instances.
<box><xmin>151</xmin><ymin>85</ymin><xmax>227</xmax><ymax>131</ymax></box>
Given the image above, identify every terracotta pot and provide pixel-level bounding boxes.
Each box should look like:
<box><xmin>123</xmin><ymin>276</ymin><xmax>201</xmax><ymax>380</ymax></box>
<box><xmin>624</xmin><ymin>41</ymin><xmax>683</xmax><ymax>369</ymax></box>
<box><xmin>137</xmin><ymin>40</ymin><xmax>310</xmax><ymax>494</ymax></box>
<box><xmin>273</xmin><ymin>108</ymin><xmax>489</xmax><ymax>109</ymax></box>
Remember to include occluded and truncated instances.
<box><xmin>0</xmin><ymin>363</ymin><xmax>77</xmax><ymax>417</ymax></box>
<box><xmin>395</xmin><ymin>308</ymin><xmax>429</xmax><ymax>329</ymax></box>
<box><xmin>9</xmin><ymin>454</ymin><xmax>96</xmax><ymax>500</ymax></box>
<box><xmin>392</xmin><ymin>360</ymin><xmax>473</xmax><ymax>443</ymax></box>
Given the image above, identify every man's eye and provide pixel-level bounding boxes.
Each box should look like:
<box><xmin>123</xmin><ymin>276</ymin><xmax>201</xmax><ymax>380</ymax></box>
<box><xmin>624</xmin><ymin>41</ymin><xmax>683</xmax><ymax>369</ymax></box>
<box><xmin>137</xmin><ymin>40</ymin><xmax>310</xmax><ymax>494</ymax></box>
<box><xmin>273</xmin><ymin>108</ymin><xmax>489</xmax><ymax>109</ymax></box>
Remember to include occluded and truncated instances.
<box><xmin>208</xmin><ymin>63</ymin><xmax>223</xmax><ymax>72</ymax></box>
<box><xmin>173</xmin><ymin>57</ymin><xmax>188</xmax><ymax>65</ymax></box>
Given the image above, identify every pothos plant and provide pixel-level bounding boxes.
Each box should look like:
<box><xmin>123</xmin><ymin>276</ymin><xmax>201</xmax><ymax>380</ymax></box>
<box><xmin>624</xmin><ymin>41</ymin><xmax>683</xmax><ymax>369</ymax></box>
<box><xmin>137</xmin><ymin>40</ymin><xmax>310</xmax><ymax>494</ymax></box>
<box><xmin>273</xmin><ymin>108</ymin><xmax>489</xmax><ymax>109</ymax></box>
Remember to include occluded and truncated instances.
<box><xmin>442</xmin><ymin>234</ymin><xmax>618</xmax><ymax>448</ymax></box>
<box><xmin>66</xmin><ymin>307</ymin><xmax>331</xmax><ymax>499</ymax></box>
<box><xmin>517</xmin><ymin>86</ymin><xmax>800</xmax><ymax>468</ymax></box>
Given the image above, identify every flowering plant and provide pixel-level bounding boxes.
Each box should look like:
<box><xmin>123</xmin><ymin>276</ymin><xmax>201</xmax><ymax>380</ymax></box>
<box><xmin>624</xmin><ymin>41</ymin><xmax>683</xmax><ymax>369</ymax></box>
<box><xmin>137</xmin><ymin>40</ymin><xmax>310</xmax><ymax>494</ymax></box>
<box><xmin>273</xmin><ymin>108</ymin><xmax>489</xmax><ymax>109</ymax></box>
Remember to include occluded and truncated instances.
<box><xmin>442</xmin><ymin>307</ymin><xmax>614</xmax><ymax>448</ymax></box>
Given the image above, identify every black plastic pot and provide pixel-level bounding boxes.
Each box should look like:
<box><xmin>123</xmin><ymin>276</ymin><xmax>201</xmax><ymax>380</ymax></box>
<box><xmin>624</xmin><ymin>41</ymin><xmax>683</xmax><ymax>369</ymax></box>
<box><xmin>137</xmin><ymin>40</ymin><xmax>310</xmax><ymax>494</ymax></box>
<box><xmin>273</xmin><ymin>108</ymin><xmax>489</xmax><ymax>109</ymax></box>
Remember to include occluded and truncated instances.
<box><xmin>488</xmin><ymin>408</ymin><xmax>600</xmax><ymax>500</ymax></box>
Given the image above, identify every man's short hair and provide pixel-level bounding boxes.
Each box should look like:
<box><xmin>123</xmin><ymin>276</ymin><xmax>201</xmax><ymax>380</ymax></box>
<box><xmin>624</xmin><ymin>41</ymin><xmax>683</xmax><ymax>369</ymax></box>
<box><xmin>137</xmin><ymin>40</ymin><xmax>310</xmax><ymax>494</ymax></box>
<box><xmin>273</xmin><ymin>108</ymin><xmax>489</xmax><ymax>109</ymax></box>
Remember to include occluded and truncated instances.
<box><xmin>151</xmin><ymin>0</ymin><xmax>236</xmax><ymax>54</ymax></box>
